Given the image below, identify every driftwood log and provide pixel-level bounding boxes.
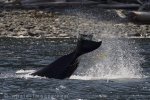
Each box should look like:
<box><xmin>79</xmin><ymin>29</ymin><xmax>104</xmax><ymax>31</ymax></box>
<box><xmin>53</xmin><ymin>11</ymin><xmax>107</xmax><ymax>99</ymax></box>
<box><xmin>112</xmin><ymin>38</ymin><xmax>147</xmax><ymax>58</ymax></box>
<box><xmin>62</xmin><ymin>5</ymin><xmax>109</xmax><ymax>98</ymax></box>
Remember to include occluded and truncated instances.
<box><xmin>128</xmin><ymin>11</ymin><xmax>150</xmax><ymax>24</ymax></box>
<box><xmin>97</xmin><ymin>4</ymin><xmax>140</xmax><ymax>9</ymax></box>
<box><xmin>21</xmin><ymin>1</ymin><xmax>99</xmax><ymax>8</ymax></box>
<box><xmin>90</xmin><ymin>0</ymin><xmax>143</xmax><ymax>4</ymax></box>
<box><xmin>7</xmin><ymin>0</ymin><xmax>98</xmax><ymax>8</ymax></box>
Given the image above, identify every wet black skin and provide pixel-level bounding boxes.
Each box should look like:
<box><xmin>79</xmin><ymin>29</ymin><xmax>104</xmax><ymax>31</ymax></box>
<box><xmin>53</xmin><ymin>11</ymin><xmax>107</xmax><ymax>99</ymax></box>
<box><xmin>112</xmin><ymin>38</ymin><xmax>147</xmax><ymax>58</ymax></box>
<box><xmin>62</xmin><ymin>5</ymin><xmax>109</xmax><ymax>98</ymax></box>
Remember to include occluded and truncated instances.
<box><xmin>31</xmin><ymin>38</ymin><xmax>102</xmax><ymax>79</ymax></box>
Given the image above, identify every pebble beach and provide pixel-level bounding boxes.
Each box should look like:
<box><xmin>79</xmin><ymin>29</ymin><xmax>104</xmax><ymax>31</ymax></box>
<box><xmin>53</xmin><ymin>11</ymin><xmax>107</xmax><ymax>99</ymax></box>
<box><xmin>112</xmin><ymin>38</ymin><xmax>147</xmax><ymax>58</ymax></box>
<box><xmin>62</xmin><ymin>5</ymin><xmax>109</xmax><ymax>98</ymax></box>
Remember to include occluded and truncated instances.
<box><xmin>0</xmin><ymin>2</ymin><xmax>150</xmax><ymax>38</ymax></box>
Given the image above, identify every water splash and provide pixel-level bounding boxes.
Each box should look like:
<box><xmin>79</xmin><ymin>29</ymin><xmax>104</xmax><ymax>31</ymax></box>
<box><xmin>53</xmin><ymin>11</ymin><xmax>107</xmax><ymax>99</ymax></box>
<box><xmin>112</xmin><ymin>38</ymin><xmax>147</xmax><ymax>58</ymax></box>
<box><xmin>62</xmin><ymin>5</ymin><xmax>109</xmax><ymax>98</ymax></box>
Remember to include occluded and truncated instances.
<box><xmin>16</xmin><ymin>69</ymin><xmax>35</xmax><ymax>74</ymax></box>
<box><xmin>71</xmin><ymin>38</ymin><xmax>144</xmax><ymax>80</ymax></box>
<box><xmin>15</xmin><ymin>69</ymin><xmax>46</xmax><ymax>79</ymax></box>
<box><xmin>0</xmin><ymin>69</ymin><xmax>45</xmax><ymax>79</ymax></box>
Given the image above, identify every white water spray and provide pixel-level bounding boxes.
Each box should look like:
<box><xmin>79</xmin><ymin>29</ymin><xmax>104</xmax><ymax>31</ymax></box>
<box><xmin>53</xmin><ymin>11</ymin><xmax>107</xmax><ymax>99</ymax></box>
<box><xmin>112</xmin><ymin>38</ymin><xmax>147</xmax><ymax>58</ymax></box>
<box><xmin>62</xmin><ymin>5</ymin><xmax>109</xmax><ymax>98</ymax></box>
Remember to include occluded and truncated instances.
<box><xmin>71</xmin><ymin>38</ymin><xmax>144</xmax><ymax>80</ymax></box>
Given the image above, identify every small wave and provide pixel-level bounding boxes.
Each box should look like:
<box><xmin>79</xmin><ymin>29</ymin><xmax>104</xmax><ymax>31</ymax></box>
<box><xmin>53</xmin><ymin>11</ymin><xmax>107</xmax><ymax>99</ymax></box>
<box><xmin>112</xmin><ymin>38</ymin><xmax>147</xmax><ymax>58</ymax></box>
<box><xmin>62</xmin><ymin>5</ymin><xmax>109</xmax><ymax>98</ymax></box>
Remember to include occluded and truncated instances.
<box><xmin>70</xmin><ymin>75</ymin><xmax>99</xmax><ymax>80</ymax></box>
<box><xmin>0</xmin><ymin>70</ymin><xmax>46</xmax><ymax>79</ymax></box>
<box><xmin>16</xmin><ymin>69</ymin><xmax>35</xmax><ymax>74</ymax></box>
<box><xmin>70</xmin><ymin>75</ymin><xmax>144</xmax><ymax>80</ymax></box>
<box><xmin>0</xmin><ymin>73</ymin><xmax>15</xmax><ymax>79</ymax></box>
<box><xmin>15</xmin><ymin>69</ymin><xmax>46</xmax><ymax>79</ymax></box>
<box><xmin>17</xmin><ymin>74</ymin><xmax>45</xmax><ymax>79</ymax></box>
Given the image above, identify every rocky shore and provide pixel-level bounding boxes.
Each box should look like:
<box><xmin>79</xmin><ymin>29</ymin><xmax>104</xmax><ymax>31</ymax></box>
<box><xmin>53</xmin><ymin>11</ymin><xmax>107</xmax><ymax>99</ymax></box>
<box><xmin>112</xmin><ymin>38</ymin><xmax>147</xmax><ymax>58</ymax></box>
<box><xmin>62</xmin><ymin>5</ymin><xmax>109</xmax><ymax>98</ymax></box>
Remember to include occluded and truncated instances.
<box><xmin>0</xmin><ymin>6</ymin><xmax>150</xmax><ymax>38</ymax></box>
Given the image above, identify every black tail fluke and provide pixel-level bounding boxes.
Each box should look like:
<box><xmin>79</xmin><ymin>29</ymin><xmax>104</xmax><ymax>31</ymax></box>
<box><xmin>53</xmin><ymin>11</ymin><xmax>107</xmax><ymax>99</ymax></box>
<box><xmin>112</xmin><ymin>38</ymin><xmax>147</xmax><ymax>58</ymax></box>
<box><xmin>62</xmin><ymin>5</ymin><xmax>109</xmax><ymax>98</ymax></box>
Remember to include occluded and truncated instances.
<box><xmin>31</xmin><ymin>35</ymin><xmax>102</xmax><ymax>79</ymax></box>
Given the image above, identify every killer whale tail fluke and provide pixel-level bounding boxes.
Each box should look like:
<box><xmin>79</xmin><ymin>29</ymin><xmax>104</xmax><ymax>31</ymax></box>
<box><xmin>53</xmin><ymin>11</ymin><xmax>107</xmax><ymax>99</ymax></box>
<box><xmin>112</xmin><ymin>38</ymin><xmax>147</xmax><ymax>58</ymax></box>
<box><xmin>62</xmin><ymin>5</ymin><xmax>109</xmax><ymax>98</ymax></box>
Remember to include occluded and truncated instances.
<box><xmin>75</xmin><ymin>34</ymin><xmax>102</xmax><ymax>56</ymax></box>
<box><xmin>31</xmin><ymin>34</ymin><xmax>102</xmax><ymax>79</ymax></box>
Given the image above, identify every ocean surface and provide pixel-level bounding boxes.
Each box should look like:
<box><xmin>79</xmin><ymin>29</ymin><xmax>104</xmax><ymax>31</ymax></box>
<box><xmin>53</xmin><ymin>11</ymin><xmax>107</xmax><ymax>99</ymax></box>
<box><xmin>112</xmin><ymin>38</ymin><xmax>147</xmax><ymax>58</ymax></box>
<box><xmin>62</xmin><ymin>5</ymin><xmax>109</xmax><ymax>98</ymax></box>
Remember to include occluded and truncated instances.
<box><xmin>0</xmin><ymin>37</ymin><xmax>149</xmax><ymax>100</ymax></box>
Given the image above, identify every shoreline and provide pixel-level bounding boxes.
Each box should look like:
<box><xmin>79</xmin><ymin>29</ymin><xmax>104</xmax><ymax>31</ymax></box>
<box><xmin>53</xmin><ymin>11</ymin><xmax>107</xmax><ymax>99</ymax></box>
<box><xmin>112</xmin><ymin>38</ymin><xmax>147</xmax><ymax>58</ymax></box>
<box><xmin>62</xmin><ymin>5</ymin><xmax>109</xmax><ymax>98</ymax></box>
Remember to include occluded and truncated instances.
<box><xmin>1</xmin><ymin>35</ymin><xmax>150</xmax><ymax>39</ymax></box>
<box><xmin>0</xmin><ymin>6</ymin><xmax>150</xmax><ymax>38</ymax></box>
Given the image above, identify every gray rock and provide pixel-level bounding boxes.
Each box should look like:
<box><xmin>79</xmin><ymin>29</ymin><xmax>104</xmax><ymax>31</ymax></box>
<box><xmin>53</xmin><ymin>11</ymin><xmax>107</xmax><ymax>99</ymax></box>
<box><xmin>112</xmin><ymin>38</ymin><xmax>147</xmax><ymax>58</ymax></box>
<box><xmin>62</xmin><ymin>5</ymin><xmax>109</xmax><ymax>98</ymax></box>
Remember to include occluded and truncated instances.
<box><xmin>0</xmin><ymin>31</ymin><xmax>7</xmax><ymax>36</ymax></box>
<box><xmin>24</xmin><ymin>25</ymin><xmax>35</xmax><ymax>29</ymax></box>
<box><xmin>0</xmin><ymin>13</ymin><xmax>4</xmax><ymax>17</ymax></box>
<box><xmin>127</xmin><ymin>33</ymin><xmax>141</xmax><ymax>37</ymax></box>
<box><xmin>8</xmin><ymin>27</ymin><xmax>14</xmax><ymax>32</ymax></box>
<box><xmin>59</xmin><ymin>33</ymin><xmax>68</xmax><ymax>37</ymax></box>
<box><xmin>28</xmin><ymin>30</ymin><xmax>47</xmax><ymax>37</ymax></box>
<box><xmin>17</xmin><ymin>30</ymin><xmax>28</xmax><ymax>36</ymax></box>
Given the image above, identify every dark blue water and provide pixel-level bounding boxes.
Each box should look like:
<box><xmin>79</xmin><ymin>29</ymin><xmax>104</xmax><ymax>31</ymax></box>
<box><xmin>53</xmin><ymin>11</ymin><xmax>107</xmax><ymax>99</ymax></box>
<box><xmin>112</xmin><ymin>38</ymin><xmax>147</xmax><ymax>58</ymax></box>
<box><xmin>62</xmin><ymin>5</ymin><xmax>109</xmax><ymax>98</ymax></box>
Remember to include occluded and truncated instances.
<box><xmin>0</xmin><ymin>37</ymin><xmax>149</xmax><ymax>100</ymax></box>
